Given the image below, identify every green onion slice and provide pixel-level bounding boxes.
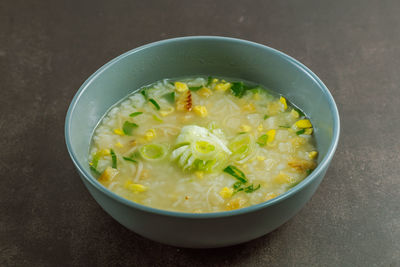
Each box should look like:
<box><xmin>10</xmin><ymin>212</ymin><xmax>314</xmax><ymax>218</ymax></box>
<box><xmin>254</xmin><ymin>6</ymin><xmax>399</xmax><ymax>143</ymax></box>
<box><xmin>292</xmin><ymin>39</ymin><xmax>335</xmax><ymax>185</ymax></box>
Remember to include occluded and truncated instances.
<box><xmin>122</xmin><ymin>121</ymin><xmax>138</xmax><ymax>136</ymax></box>
<box><xmin>149</xmin><ymin>98</ymin><xmax>160</xmax><ymax>110</ymax></box>
<box><xmin>123</xmin><ymin>156</ymin><xmax>137</xmax><ymax>163</ymax></box>
<box><xmin>139</xmin><ymin>143</ymin><xmax>167</xmax><ymax>161</ymax></box>
<box><xmin>162</xmin><ymin>92</ymin><xmax>175</xmax><ymax>104</ymax></box>
<box><xmin>110</xmin><ymin>149</ymin><xmax>117</xmax><ymax>169</ymax></box>
<box><xmin>129</xmin><ymin>112</ymin><xmax>143</xmax><ymax>117</ymax></box>
<box><xmin>223</xmin><ymin>165</ymin><xmax>247</xmax><ymax>183</ymax></box>
<box><xmin>296</xmin><ymin>129</ymin><xmax>306</xmax><ymax>135</ymax></box>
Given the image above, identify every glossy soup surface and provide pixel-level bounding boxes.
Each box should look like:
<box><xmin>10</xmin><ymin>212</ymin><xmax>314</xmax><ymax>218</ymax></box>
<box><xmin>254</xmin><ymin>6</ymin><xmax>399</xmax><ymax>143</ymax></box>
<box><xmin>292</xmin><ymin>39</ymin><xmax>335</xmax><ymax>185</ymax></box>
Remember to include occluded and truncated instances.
<box><xmin>89</xmin><ymin>77</ymin><xmax>318</xmax><ymax>213</ymax></box>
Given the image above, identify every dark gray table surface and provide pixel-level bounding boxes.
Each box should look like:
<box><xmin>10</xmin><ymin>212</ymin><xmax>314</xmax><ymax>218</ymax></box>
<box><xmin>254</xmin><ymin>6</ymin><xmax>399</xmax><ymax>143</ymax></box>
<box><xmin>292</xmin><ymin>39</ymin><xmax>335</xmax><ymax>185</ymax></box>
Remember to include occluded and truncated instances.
<box><xmin>1</xmin><ymin>0</ymin><xmax>399</xmax><ymax>266</ymax></box>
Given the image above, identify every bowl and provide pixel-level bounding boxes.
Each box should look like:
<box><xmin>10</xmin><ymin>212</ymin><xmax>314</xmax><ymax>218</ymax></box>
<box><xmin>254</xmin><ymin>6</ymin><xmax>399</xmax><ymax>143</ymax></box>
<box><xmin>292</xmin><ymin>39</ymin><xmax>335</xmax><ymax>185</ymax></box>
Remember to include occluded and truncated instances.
<box><xmin>65</xmin><ymin>36</ymin><xmax>340</xmax><ymax>248</ymax></box>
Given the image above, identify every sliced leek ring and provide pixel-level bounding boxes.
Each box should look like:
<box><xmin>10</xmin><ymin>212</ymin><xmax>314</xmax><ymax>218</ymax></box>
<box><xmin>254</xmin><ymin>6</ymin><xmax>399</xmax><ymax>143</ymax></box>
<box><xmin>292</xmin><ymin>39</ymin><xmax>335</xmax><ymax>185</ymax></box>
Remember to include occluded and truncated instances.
<box><xmin>139</xmin><ymin>143</ymin><xmax>167</xmax><ymax>161</ymax></box>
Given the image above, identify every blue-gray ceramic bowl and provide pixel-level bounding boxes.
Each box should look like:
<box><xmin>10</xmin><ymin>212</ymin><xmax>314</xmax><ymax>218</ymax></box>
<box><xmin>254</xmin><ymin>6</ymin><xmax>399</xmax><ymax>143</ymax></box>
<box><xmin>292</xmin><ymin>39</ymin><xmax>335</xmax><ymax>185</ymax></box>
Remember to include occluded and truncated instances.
<box><xmin>65</xmin><ymin>36</ymin><xmax>340</xmax><ymax>248</ymax></box>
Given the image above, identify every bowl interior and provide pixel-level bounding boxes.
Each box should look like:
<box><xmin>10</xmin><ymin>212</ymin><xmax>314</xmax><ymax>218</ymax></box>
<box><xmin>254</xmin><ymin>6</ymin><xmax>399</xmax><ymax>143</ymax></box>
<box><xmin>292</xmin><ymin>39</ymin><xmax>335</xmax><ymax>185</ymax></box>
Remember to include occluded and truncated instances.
<box><xmin>66</xmin><ymin>37</ymin><xmax>338</xmax><ymax>205</ymax></box>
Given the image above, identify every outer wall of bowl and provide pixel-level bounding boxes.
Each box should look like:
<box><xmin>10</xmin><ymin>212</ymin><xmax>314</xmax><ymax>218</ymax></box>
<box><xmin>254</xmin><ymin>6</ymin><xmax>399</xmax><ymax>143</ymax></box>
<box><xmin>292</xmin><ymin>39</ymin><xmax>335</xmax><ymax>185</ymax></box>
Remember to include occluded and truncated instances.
<box><xmin>65</xmin><ymin>36</ymin><xmax>339</xmax><ymax>248</ymax></box>
<box><xmin>80</xmin><ymin>166</ymin><xmax>328</xmax><ymax>248</ymax></box>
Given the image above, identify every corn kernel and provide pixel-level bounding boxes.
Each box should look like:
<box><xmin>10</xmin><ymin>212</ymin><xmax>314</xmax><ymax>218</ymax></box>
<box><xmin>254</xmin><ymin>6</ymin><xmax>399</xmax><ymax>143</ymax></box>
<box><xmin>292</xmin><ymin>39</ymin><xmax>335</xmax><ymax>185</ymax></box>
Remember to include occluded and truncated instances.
<box><xmin>98</xmin><ymin>167</ymin><xmax>119</xmax><ymax>185</ymax></box>
<box><xmin>160</xmin><ymin>107</ymin><xmax>175</xmax><ymax>117</ymax></box>
<box><xmin>124</xmin><ymin>181</ymin><xmax>147</xmax><ymax>193</ymax></box>
<box><xmin>257</xmin><ymin>156</ymin><xmax>266</xmax><ymax>161</ymax></box>
<box><xmin>240</xmin><ymin>124</ymin><xmax>252</xmax><ymax>132</ymax></box>
<box><xmin>100</xmin><ymin>149</ymin><xmax>110</xmax><ymax>156</ymax></box>
<box><xmin>144</xmin><ymin>129</ymin><xmax>156</xmax><ymax>141</ymax></box>
<box><xmin>304</xmin><ymin>128</ymin><xmax>313</xmax><ymax>135</ymax></box>
<box><xmin>215</xmin><ymin>82</ymin><xmax>232</xmax><ymax>91</ymax></box>
<box><xmin>113</xmin><ymin>129</ymin><xmax>124</xmax><ymax>136</ymax></box>
<box><xmin>212</xmin><ymin>78</ymin><xmax>219</xmax><ymax>83</ymax></box>
<box><xmin>197</xmin><ymin>87</ymin><xmax>212</xmax><ymax>97</ymax></box>
<box><xmin>291</xmin><ymin>109</ymin><xmax>299</xmax><ymax>118</ymax></box>
<box><xmin>265</xmin><ymin>192</ymin><xmax>278</xmax><ymax>201</ymax></box>
<box><xmin>115</xmin><ymin>142</ymin><xmax>123</xmax><ymax>148</ymax></box>
<box><xmin>226</xmin><ymin>197</ymin><xmax>247</xmax><ymax>210</ymax></box>
<box><xmin>257</xmin><ymin>124</ymin><xmax>263</xmax><ymax>132</ymax></box>
<box><xmin>273</xmin><ymin>172</ymin><xmax>290</xmax><ymax>184</ymax></box>
<box><xmin>266</xmin><ymin>129</ymin><xmax>276</xmax><ymax>143</ymax></box>
<box><xmin>219</xmin><ymin>187</ymin><xmax>234</xmax><ymax>199</ymax></box>
<box><xmin>193</xmin><ymin>105</ymin><xmax>208</xmax><ymax>117</ymax></box>
<box><xmin>242</xmin><ymin>103</ymin><xmax>256</xmax><ymax>112</ymax></box>
<box><xmin>279</xmin><ymin>96</ymin><xmax>288</xmax><ymax>110</ymax></box>
<box><xmin>309</xmin><ymin>151</ymin><xmax>318</xmax><ymax>159</ymax></box>
<box><xmin>295</xmin><ymin>119</ymin><xmax>312</xmax><ymax>129</ymax></box>
<box><xmin>174</xmin><ymin>81</ymin><xmax>188</xmax><ymax>92</ymax></box>
<box><xmin>195</xmin><ymin>171</ymin><xmax>204</xmax><ymax>179</ymax></box>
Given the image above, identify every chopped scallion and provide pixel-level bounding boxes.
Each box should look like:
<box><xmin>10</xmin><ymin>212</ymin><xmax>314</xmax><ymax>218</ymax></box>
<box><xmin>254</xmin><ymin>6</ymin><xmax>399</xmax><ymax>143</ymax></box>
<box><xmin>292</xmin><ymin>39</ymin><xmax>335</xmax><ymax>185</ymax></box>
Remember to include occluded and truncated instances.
<box><xmin>153</xmin><ymin>114</ymin><xmax>163</xmax><ymax>122</ymax></box>
<box><xmin>243</xmin><ymin>184</ymin><xmax>261</xmax><ymax>193</ymax></box>
<box><xmin>149</xmin><ymin>98</ymin><xmax>160</xmax><ymax>110</ymax></box>
<box><xmin>279</xmin><ymin>125</ymin><xmax>291</xmax><ymax>128</ymax></box>
<box><xmin>90</xmin><ymin>165</ymin><xmax>101</xmax><ymax>176</ymax></box>
<box><xmin>123</xmin><ymin>156</ymin><xmax>137</xmax><ymax>163</ymax></box>
<box><xmin>223</xmin><ymin>165</ymin><xmax>247</xmax><ymax>183</ymax></box>
<box><xmin>162</xmin><ymin>92</ymin><xmax>175</xmax><ymax>104</ymax></box>
<box><xmin>263</xmin><ymin>115</ymin><xmax>269</xmax><ymax>120</ymax></box>
<box><xmin>256</xmin><ymin>134</ymin><xmax>268</xmax><ymax>146</ymax></box>
<box><xmin>189</xmin><ymin>86</ymin><xmax>202</xmax><ymax>91</ymax></box>
<box><xmin>296</xmin><ymin>129</ymin><xmax>306</xmax><ymax>135</ymax></box>
<box><xmin>110</xmin><ymin>149</ymin><xmax>117</xmax><ymax>169</ymax></box>
<box><xmin>231</xmin><ymin>81</ymin><xmax>245</xmax><ymax>98</ymax></box>
<box><xmin>129</xmin><ymin>112</ymin><xmax>143</xmax><ymax>117</ymax></box>
<box><xmin>140</xmin><ymin>89</ymin><xmax>148</xmax><ymax>100</ymax></box>
<box><xmin>122</xmin><ymin>121</ymin><xmax>138</xmax><ymax>136</ymax></box>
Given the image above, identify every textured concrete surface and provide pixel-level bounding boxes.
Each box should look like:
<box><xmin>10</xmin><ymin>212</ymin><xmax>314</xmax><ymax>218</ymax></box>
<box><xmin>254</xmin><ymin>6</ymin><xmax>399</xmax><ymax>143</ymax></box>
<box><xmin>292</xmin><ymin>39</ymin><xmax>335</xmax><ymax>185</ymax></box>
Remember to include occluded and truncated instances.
<box><xmin>1</xmin><ymin>0</ymin><xmax>399</xmax><ymax>266</ymax></box>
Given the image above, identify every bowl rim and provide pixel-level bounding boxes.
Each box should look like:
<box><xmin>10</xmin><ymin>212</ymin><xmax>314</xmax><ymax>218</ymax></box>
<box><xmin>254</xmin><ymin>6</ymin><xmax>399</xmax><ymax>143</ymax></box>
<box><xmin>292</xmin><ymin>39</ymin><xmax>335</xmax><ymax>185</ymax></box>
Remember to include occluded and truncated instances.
<box><xmin>65</xmin><ymin>36</ymin><xmax>340</xmax><ymax>219</ymax></box>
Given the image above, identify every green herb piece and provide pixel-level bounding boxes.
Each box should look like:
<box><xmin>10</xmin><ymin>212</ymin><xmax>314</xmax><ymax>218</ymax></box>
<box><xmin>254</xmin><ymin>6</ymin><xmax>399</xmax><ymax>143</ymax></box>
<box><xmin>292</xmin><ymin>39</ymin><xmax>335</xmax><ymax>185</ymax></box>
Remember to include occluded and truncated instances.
<box><xmin>189</xmin><ymin>86</ymin><xmax>202</xmax><ymax>91</ymax></box>
<box><xmin>293</xmin><ymin>107</ymin><xmax>305</xmax><ymax>117</ymax></box>
<box><xmin>233</xmin><ymin>181</ymin><xmax>242</xmax><ymax>189</ymax></box>
<box><xmin>129</xmin><ymin>112</ymin><xmax>143</xmax><ymax>117</ymax></box>
<box><xmin>90</xmin><ymin>165</ymin><xmax>101</xmax><ymax>176</ymax></box>
<box><xmin>122</xmin><ymin>121</ymin><xmax>138</xmax><ymax>136</ymax></box>
<box><xmin>279</xmin><ymin>125</ymin><xmax>291</xmax><ymax>128</ymax></box>
<box><xmin>231</xmin><ymin>81</ymin><xmax>245</xmax><ymax>98</ymax></box>
<box><xmin>162</xmin><ymin>92</ymin><xmax>175</xmax><ymax>104</ymax></box>
<box><xmin>238</xmin><ymin>132</ymin><xmax>247</xmax><ymax>135</ymax></box>
<box><xmin>110</xmin><ymin>149</ymin><xmax>117</xmax><ymax>169</ymax></box>
<box><xmin>153</xmin><ymin>114</ymin><xmax>163</xmax><ymax>122</ymax></box>
<box><xmin>263</xmin><ymin>115</ymin><xmax>269</xmax><ymax>120</ymax></box>
<box><xmin>296</xmin><ymin>129</ymin><xmax>306</xmax><ymax>135</ymax></box>
<box><xmin>207</xmin><ymin>76</ymin><xmax>213</xmax><ymax>86</ymax></box>
<box><xmin>140</xmin><ymin>89</ymin><xmax>148</xmax><ymax>100</ymax></box>
<box><xmin>256</xmin><ymin>134</ymin><xmax>268</xmax><ymax>146</ymax></box>
<box><xmin>91</xmin><ymin>153</ymin><xmax>100</xmax><ymax>168</ymax></box>
<box><xmin>123</xmin><ymin>156</ymin><xmax>137</xmax><ymax>163</ymax></box>
<box><xmin>149</xmin><ymin>98</ymin><xmax>160</xmax><ymax>110</ymax></box>
<box><xmin>244</xmin><ymin>184</ymin><xmax>261</xmax><ymax>193</ymax></box>
<box><xmin>223</xmin><ymin>165</ymin><xmax>247</xmax><ymax>183</ymax></box>
<box><xmin>139</xmin><ymin>143</ymin><xmax>167</xmax><ymax>161</ymax></box>
<box><xmin>306</xmin><ymin>169</ymin><xmax>312</xmax><ymax>175</ymax></box>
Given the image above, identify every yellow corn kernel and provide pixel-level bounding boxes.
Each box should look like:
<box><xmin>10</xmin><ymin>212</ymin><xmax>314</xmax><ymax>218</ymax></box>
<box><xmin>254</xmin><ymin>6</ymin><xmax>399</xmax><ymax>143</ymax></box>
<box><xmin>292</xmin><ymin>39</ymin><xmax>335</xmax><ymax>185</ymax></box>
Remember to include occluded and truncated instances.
<box><xmin>295</xmin><ymin>119</ymin><xmax>312</xmax><ymax>129</ymax></box>
<box><xmin>280</xmin><ymin>96</ymin><xmax>288</xmax><ymax>110</ymax></box>
<box><xmin>113</xmin><ymin>129</ymin><xmax>124</xmax><ymax>136</ymax></box>
<box><xmin>195</xmin><ymin>171</ymin><xmax>204</xmax><ymax>179</ymax></box>
<box><xmin>124</xmin><ymin>181</ymin><xmax>147</xmax><ymax>193</ymax></box>
<box><xmin>98</xmin><ymin>167</ymin><xmax>119</xmax><ymax>185</ymax></box>
<box><xmin>197</xmin><ymin>87</ymin><xmax>212</xmax><ymax>97</ymax></box>
<box><xmin>193</xmin><ymin>105</ymin><xmax>208</xmax><ymax>117</ymax></box>
<box><xmin>304</xmin><ymin>128</ymin><xmax>313</xmax><ymax>135</ymax></box>
<box><xmin>257</xmin><ymin>156</ymin><xmax>266</xmax><ymax>161</ymax></box>
<box><xmin>219</xmin><ymin>187</ymin><xmax>234</xmax><ymax>199</ymax></box>
<box><xmin>115</xmin><ymin>142</ymin><xmax>123</xmax><ymax>148</ymax></box>
<box><xmin>309</xmin><ymin>151</ymin><xmax>318</xmax><ymax>159</ymax></box>
<box><xmin>265</xmin><ymin>192</ymin><xmax>278</xmax><ymax>201</ymax></box>
<box><xmin>257</xmin><ymin>124</ymin><xmax>263</xmax><ymax>132</ymax></box>
<box><xmin>290</xmin><ymin>109</ymin><xmax>299</xmax><ymax>118</ymax></box>
<box><xmin>174</xmin><ymin>81</ymin><xmax>188</xmax><ymax>92</ymax></box>
<box><xmin>266</xmin><ymin>129</ymin><xmax>276</xmax><ymax>143</ymax></box>
<box><xmin>242</xmin><ymin>103</ymin><xmax>256</xmax><ymax>112</ymax></box>
<box><xmin>100</xmin><ymin>149</ymin><xmax>110</xmax><ymax>156</ymax></box>
<box><xmin>215</xmin><ymin>82</ymin><xmax>232</xmax><ymax>91</ymax></box>
<box><xmin>144</xmin><ymin>129</ymin><xmax>156</xmax><ymax>141</ymax></box>
<box><xmin>212</xmin><ymin>78</ymin><xmax>219</xmax><ymax>83</ymax></box>
<box><xmin>160</xmin><ymin>107</ymin><xmax>175</xmax><ymax>117</ymax></box>
<box><xmin>240</xmin><ymin>124</ymin><xmax>252</xmax><ymax>132</ymax></box>
<box><xmin>273</xmin><ymin>172</ymin><xmax>290</xmax><ymax>184</ymax></box>
<box><xmin>221</xmin><ymin>79</ymin><xmax>226</xmax><ymax>83</ymax></box>
<box><xmin>226</xmin><ymin>197</ymin><xmax>247</xmax><ymax>210</ymax></box>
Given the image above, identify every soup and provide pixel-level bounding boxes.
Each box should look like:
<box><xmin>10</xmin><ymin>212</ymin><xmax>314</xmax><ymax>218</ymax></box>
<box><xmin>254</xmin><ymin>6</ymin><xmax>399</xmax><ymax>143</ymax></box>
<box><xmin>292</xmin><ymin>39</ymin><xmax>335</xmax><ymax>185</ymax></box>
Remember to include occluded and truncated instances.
<box><xmin>89</xmin><ymin>77</ymin><xmax>318</xmax><ymax>213</ymax></box>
